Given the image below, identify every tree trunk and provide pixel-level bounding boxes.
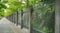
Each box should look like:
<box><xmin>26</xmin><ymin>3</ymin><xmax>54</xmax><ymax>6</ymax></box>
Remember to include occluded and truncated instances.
<box><xmin>55</xmin><ymin>0</ymin><xmax>60</xmax><ymax>33</ymax></box>
<box><xmin>29</xmin><ymin>6</ymin><xmax>34</xmax><ymax>33</ymax></box>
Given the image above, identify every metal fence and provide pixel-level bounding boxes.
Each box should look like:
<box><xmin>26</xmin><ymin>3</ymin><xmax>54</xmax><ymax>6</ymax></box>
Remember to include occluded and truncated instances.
<box><xmin>6</xmin><ymin>2</ymin><xmax>55</xmax><ymax>33</ymax></box>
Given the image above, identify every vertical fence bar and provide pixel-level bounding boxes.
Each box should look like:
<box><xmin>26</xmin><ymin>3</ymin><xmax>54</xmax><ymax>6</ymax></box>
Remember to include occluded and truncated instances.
<box><xmin>29</xmin><ymin>6</ymin><xmax>34</xmax><ymax>33</ymax></box>
<box><xmin>13</xmin><ymin>13</ymin><xmax>15</xmax><ymax>24</ymax></box>
<box><xmin>17</xmin><ymin>11</ymin><xmax>18</xmax><ymax>25</ymax></box>
<box><xmin>13</xmin><ymin>14</ymin><xmax>15</xmax><ymax>24</ymax></box>
<box><xmin>55</xmin><ymin>0</ymin><xmax>60</xmax><ymax>33</ymax></box>
<box><xmin>15</xmin><ymin>12</ymin><xmax>17</xmax><ymax>24</ymax></box>
<box><xmin>12</xmin><ymin>14</ymin><xmax>14</xmax><ymax>23</ymax></box>
<box><xmin>15</xmin><ymin>13</ymin><xmax>17</xmax><ymax>24</ymax></box>
<box><xmin>21</xmin><ymin>10</ymin><xmax>23</xmax><ymax>29</ymax></box>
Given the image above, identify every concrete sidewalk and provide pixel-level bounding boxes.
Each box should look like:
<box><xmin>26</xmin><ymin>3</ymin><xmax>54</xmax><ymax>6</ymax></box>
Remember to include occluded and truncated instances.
<box><xmin>0</xmin><ymin>18</ymin><xmax>29</xmax><ymax>33</ymax></box>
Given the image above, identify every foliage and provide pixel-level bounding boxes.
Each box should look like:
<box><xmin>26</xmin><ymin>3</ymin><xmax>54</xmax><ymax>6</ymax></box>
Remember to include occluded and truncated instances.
<box><xmin>0</xmin><ymin>0</ymin><xmax>55</xmax><ymax>33</ymax></box>
<box><xmin>0</xmin><ymin>2</ymin><xmax>7</xmax><ymax>16</ymax></box>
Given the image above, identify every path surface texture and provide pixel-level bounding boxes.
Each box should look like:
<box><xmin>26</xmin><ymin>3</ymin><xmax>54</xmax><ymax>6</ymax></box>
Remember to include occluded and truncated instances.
<box><xmin>0</xmin><ymin>18</ymin><xmax>28</xmax><ymax>33</ymax></box>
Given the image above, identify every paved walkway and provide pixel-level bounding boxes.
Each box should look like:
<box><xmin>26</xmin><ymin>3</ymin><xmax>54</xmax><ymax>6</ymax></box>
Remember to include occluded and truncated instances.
<box><xmin>0</xmin><ymin>22</ymin><xmax>14</xmax><ymax>33</ymax></box>
<box><xmin>0</xmin><ymin>18</ymin><xmax>29</xmax><ymax>33</ymax></box>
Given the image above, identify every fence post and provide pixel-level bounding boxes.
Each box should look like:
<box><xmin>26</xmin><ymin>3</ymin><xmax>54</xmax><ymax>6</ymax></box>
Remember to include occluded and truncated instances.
<box><xmin>21</xmin><ymin>10</ymin><xmax>23</xmax><ymax>29</ymax></box>
<box><xmin>29</xmin><ymin>6</ymin><xmax>34</xmax><ymax>33</ymax></box>
<box><xmin>16</xmin><ymin>11</ymin><xmax>18</xmax><ymax>25</ymax></box>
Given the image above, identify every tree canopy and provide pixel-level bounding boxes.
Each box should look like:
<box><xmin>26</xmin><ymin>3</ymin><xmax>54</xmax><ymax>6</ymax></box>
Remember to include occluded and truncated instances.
<box><xmin>0</xmin><ymin>0</ymin><xmax>55</xmax><ymax>17</ymax></box>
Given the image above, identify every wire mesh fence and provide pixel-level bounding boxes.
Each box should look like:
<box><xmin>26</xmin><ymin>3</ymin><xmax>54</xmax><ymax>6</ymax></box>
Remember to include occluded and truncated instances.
<box><xmin>6</xmin><ymin>1</ymin><xmax>55</xmax><ymax>33</ymax></box>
